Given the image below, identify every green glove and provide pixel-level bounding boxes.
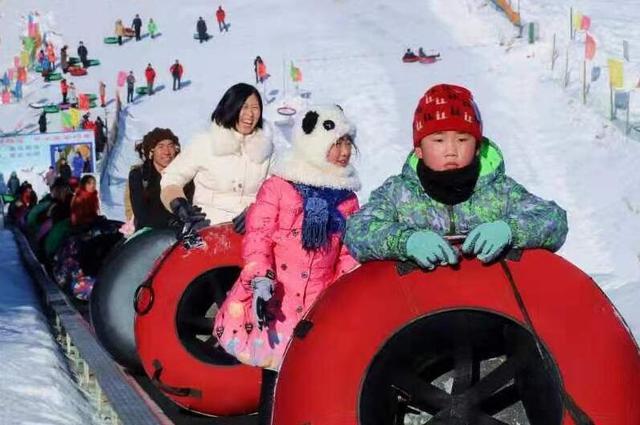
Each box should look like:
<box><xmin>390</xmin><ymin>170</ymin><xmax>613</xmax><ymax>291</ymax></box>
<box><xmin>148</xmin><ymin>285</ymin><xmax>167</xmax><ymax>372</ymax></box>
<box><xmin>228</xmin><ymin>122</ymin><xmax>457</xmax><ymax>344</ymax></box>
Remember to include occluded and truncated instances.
<box><xmin>462</xmin><ymin>221</ymin><xmax>512</xmax><ymax>263</ymax></box>
<box><xmin>406</xmin><ymin>231</ymin><xmax>459</xmax><ymax>270</ymax></box>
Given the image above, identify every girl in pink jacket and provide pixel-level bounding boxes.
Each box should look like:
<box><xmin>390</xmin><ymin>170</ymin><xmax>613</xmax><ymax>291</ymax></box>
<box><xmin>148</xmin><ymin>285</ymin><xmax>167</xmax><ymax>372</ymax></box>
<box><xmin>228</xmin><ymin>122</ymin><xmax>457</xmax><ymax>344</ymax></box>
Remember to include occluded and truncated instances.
<box><xmin>214</xmin><ymin>105</ymin><xmax>361</xmax><ymax>372</ymax></box>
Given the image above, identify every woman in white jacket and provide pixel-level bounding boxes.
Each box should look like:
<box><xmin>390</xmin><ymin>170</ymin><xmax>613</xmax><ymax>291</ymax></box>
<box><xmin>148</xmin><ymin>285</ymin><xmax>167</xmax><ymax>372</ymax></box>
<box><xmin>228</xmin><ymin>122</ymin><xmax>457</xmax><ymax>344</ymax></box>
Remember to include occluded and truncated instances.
<box><xmin>160</xmin><ymin>83</ymin><xmax>273</xmax><ymax>232</ymax></box>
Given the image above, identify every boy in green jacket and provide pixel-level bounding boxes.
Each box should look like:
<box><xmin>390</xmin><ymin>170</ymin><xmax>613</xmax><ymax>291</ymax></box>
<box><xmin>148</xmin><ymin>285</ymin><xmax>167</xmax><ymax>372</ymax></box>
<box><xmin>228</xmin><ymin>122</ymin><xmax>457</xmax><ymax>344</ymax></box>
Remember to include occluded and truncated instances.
<box><xmin>345</xmin><ymin>84</ymin><xmax>568</xmax><ymax>268</ymax></box>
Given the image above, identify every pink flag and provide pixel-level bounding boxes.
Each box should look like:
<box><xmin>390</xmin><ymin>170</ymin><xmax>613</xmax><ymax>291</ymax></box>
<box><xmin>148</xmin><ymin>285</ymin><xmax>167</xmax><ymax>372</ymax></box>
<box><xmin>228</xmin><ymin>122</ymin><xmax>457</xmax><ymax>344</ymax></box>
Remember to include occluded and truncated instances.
<box><xmin>117</xmin><ymin>71</ymin><xmax>127</xmax><ymax>87</ymax></box>
<box><xmin>581</xmin><ymin>15</ymin><xmax>591</xmax><ymax>31</ymax></box>
<box><xmin>585</xmin><ymin>33</ymin><xmax>596</xmax><ymax>61</ymax></box>
<box><xmin>13</xmin><ymin>57</ymin><xmax>20</xmax><ymax>68</ymax></box>
<box><xmin>8</xmin><ymin>69</ymin><xmax>14</xmax><ymax>81</ymax></box>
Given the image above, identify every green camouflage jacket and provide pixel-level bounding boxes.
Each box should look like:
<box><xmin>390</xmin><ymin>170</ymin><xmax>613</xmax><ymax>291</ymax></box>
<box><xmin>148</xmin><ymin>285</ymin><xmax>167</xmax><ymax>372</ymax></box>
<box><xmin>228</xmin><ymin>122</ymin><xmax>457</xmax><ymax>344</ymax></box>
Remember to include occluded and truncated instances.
<box><xmin>344</xmin><ymin>139</ymin><xmax>568</xmax><ymax>262</ymax></box>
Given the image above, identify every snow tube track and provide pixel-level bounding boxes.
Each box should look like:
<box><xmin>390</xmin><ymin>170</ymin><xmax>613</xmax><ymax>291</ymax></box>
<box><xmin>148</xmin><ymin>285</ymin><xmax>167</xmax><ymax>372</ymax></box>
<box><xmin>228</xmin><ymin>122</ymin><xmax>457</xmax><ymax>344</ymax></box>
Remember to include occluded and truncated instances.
<box><xmin>134</xmin><ymin>224</ymin><xmax>261</xmax><ymax>416</ymax></box>
<box><xmin>273</xmin><ymin>250</ymin><xmax>640</xmax><ymax>425</ymax></box>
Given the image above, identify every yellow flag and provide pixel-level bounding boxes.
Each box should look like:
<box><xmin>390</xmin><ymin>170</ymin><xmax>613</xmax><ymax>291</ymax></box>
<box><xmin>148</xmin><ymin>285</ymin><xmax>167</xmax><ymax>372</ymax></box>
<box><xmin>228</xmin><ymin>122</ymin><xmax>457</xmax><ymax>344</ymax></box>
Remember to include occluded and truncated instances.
<box><xmin>20</xmin><ymin>50</ymin><xmax>29</xmax><ymax>67</ymax></box>
<box><xmin>608</xmin><ymin>58</ymin><xmax>624</xmax><ymax>88</ymax></box>
<box><xmin>69</xmin><ymin>108</ymin><xmax>81</xmax><ymax>128</ymax></box>
<box><xmin>573</xmin><ymin>11</ymin><xmax>583</xmax><ymax>31</ymax></box>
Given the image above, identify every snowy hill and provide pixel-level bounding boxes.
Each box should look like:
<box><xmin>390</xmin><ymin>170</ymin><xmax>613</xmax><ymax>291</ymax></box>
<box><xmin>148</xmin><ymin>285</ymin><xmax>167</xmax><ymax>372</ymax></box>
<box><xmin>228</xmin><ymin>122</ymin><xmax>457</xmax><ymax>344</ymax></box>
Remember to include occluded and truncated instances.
<box><xmin>1</xmin><ymin>0</ymin><xmax>640</xmax><ymax>421</ymax></box>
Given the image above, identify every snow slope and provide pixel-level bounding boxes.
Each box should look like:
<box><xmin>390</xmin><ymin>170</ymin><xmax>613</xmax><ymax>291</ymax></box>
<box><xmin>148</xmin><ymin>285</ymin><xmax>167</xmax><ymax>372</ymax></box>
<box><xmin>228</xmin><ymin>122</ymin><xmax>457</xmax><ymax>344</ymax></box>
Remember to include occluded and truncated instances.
<box><xmin>1</xmin><ymin>0</ymin><xmax>639</xmax><ymax>420</ymax></box>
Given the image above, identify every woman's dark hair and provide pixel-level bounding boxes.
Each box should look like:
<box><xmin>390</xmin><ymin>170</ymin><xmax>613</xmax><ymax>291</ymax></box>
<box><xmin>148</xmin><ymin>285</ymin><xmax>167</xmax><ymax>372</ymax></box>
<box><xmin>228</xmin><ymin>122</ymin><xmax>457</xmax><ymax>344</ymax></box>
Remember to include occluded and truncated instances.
<box><xmin>210</xmin><ymin>83</ymin><xmax>263</xmax><ymax>130</ymax></box>
<box><xmin>79</xmin><ymin>174</ymin><xmax>96</xmax><ymax>188</ymax></box>
<box><xmin>136</xmin><ymin>128</ymin><xmax>180</xmax><ymax>160</ymax></box>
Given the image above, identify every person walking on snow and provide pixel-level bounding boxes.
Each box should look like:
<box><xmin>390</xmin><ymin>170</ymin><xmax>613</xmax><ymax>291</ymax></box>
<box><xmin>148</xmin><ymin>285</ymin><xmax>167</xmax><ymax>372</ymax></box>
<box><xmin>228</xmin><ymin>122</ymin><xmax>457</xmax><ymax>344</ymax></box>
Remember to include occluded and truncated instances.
<box><xmin>344</xmin><ymin>83</ymin><xmax>568</xmax><ymax>271</ymax></box>
<box><xmin>126</xmin><ymin>71</ymin><xmax>135</xmax><ymax>103</ymax></box>
<box><xmin>77</xmin><ymin>41</ymin><xmax>89</xmax><ymax>68</ymax></box>
<box><xmin>14</xmin><ymin>80</ymin><xmax>22</xmax><ymax>101</ymax></box>
<box><xmin>145</xmin><ymin>64</ymin><xmax>156</xmax><ymax>95</ymax></box>
<box><xmin>216</xmin><ymin>6</ymin><xmax>227</xmax><ymax>32</ymax></box>
<box><xmin>170</xmin><ymin>60</ymin><xmax>183</xmax><ymax>91</ymax></box>
<box><xmin>115</xmin><ymin>19</ymin><xmax>125</xmax><ymax>45</ymax></box>
<box><xmin>196</xmin><ymin>17</ymin><xmax>208</xmax><ymax>43</ymax></box>
<box><xmin>99</xmin><ymin>81</ymin><xmax>106</xmax><ymax>107</ymax></box>
<box><xmin>60</xmin><ymin>78</ymin><xmax>69</xmax><ymax>104</ymax></box>
<box><xmin>148</xmin><ymin>18</ymin><xmax>158</xmax><ymax>39</ymax></box>
<box><xmin>132</xmin><ymin>14</ymin><xmax>143</xmax><ymax>41</ymax></box>
<box><xmin>60</xmin><ymin>45</ymin><xmax>69</xmax><ymax>73</ymax></box>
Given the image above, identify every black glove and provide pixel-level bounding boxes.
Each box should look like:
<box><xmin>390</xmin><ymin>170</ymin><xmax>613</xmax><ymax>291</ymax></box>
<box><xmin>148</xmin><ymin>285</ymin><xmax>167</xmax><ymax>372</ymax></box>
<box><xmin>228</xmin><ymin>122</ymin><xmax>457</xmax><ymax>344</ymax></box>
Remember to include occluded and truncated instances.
<box><xmin>232</xmin><ymin>208</ymin><xmax>247</xmax><ymax>234</ymax></box>
<box><xmin>169</xmin><ymin>197</ymin><xmax>210</xmax><ymax>233</ymax></box>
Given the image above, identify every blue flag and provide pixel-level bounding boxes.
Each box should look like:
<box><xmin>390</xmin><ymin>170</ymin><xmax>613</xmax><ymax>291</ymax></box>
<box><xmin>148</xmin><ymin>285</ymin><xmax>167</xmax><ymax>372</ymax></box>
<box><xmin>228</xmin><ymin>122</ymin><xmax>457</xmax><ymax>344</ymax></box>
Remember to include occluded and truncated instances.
<box><xmin>591</xmin><ymin>66</ymin><xmax>601</xmax><ymax>82</ymax></box>
<box><xmin>614</xmin><ymin>91</ymin><xmax>630</xmax><ymax>110</ymax></box>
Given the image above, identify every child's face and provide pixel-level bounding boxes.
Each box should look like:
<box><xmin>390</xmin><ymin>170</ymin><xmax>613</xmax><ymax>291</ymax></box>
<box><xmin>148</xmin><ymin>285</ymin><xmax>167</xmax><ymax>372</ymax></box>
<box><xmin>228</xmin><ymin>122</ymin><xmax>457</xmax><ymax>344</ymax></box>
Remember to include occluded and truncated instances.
<box><xmin>415</xmin><ymin>131</ymin><xmax>477</xmax><ymax>171</ymax></box>
<box><xmin>326</xmin><ymin>135</ymin><xmax>353</xmax><ymax>167</ymax></box>
<box><xmin>85</xmin><ymin>179</ymin><xmax>96</xmax><ymax>192</ymax></box>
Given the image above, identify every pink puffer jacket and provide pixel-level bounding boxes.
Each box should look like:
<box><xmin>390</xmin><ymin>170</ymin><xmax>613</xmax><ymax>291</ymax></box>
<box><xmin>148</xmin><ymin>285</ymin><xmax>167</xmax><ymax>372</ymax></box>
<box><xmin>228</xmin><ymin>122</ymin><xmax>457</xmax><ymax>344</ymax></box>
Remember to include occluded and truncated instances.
<box><xmin>214</xmin><ymin>176</ymin><xmax>359</xmax><ymax>370</ymax></box>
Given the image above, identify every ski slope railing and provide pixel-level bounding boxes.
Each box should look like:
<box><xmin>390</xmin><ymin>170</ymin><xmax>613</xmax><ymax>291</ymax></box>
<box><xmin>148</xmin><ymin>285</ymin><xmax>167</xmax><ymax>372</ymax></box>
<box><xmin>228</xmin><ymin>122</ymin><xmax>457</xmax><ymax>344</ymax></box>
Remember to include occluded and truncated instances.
<box><xmin>12</xmin><ymin>228</ymin><xmax>172</xmax><ymax>425</ymax></box>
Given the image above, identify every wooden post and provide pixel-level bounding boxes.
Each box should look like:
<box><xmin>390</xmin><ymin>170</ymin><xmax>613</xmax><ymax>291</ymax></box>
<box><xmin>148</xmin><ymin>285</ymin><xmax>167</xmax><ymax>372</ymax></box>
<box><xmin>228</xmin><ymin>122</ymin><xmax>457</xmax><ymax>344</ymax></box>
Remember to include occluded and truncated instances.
<box><xmin>552</xmin><ymin>33</ymin><xmax>557</xmax><ymax>71</ymax></box>
<box><xmin>610</xmin><ymin>84</ymin><xmax>615</xmax><ymax>120</ymax></box>
<box><xmin>626</xmin><ymin>92</ymin><xmax>631</xmax><ymax>133</ymax></box>
<box><xmin>563</xmin><ymin>46</ymin><xmax>570</xmax><ymax>87</ymax></box>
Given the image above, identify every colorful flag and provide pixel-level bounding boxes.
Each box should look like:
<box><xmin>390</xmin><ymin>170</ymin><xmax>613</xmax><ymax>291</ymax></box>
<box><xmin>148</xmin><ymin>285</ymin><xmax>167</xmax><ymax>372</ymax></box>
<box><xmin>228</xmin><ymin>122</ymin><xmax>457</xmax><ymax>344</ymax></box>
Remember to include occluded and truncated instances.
<box><xmin>591</xmin><ymin>66</ymin><xmax>601</xmax><ymax>82</ymax></box>
<box><xmin>580</xmin><ymin>15</ymin><xmax>591</xmax><ymax>31</ymax></box>
<box><xmin>608</xmin><ymin>58</ymin><xmax>624</xmax><ymax>88</ymax></box>
<box><xmin>623</xmin><ymin>40</ymin><xmax>630</xmax><ymax>62</ymax></box>
<box><xmin>585</xmin><ymin>33</ymin><xmax>596</xmax><ymax>60</ymax></box>
<box><xmin>573</xmin><ymin>11</ymin><xmax>583</xmax><ymax>31</ymax></box>
<box><xmin>290</xmin><ymin>62</ymin><xmax>302</xmax><ymax>82</ymax></box>
<box><xmin>117</xmin><ymin>71</ymin><xmax>127</xmax><ymax>88</ymax></box>
<box><xmin>69</xmin><ymin>108</ymin><xmax>81</xmax><ymax>128</ymax></box>
<box><xmin>78</xmin><ymin>94</ymin><xmax>90</xmax><ymax>110</ymax></box>
<box><xmin>614</xmin><ymin>91</ymin><xmax>629</xmax><ymax>110</ymax></box>
<box><xmin>61</xmin><ymin>111</ymin><xmax>73</xmax><ymax>129</ymax></box>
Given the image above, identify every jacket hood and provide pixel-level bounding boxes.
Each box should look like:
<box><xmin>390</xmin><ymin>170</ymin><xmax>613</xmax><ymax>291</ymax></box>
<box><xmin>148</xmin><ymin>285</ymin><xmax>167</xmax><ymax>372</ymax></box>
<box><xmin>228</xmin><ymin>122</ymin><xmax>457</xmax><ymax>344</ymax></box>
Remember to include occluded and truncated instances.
<box><xmin>193</xmin><ymin>121</ymin><xmax>274</xmax><ymax>164</ymax></box>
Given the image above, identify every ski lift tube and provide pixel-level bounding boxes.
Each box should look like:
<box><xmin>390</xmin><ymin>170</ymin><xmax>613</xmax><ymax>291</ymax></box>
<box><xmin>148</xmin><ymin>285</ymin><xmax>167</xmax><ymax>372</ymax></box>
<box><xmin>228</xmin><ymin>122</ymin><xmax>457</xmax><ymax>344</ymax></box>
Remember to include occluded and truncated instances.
<box><xmin>273</xmin><ymin>250</ymin><xmax>640</xmax><ymax>425</ymax></box>
<box><xmin>134</xmin><ymin>223</ymin><xmax>261</xmax><ymax>416</ymax></box>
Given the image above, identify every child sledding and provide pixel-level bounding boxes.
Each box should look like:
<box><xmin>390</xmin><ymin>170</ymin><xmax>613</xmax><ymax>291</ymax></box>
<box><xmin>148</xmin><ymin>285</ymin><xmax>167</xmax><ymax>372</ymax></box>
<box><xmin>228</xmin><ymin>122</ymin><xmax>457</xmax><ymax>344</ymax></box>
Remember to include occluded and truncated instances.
<box><xmin>402</xmin><ymin>47</ymin><xmax>441</xmax><ymax>64</ymax></box>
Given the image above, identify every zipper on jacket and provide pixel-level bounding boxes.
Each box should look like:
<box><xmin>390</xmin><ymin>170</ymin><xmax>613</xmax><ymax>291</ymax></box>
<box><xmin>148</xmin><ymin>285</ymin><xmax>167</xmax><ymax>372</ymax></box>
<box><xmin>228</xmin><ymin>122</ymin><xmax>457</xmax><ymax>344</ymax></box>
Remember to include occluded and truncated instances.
<box><xmin>447</xmin><ymin>205</ymin><xmax>456</xmax><ymax>235</ymax></box>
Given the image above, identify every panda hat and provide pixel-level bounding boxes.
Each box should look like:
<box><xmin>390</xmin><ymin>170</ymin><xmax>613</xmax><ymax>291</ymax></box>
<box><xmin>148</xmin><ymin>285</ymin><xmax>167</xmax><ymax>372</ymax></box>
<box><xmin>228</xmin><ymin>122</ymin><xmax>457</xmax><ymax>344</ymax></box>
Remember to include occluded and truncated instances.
<box><xmin>272</xmin><ymin>104</ymin><xmax>361</xmax><ymax>191</ymax></box>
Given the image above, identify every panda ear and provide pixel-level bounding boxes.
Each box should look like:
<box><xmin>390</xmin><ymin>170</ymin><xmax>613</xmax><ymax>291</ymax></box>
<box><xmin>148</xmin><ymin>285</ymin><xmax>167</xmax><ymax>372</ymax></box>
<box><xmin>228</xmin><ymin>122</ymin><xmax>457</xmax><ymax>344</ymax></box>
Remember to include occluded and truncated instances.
<box><xmin>302</xmin><ymin>111</ymin><xmax>319</xmax><ymax>134</ymax></box>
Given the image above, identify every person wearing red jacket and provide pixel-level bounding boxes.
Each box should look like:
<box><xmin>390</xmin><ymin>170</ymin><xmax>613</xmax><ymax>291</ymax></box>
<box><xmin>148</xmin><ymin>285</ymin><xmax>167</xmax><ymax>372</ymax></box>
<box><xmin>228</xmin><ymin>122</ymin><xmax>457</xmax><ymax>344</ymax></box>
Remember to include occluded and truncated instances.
<box><xmin>216</xmin><ymin>6</ymin><xmax>227</xmax><ymax>32</ymax></box>
<box><xmin>60</xmin><ymin>78</ymin><xmax>69</xmax><ymax>104</ymax></box>
<box><xmin>169</xmin><ymin>60</ymin><xmax>183</xmax><ymax>91</ymax></box>
<box><xmin>145</xmin><ymin>63</ymin><xmax>156</xmax><ymax>95</ymax></box>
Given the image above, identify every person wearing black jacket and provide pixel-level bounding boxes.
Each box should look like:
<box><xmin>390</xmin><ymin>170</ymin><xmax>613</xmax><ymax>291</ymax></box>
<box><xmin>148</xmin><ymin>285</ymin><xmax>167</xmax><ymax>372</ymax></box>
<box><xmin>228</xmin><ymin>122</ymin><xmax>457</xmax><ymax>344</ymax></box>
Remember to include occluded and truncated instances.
<box><xmin>196</xmin><ymin>17</ymin><xmax>208</xmax><ymax>43</ymax></box>
<box><xmin>38</xmin><ymin>111</ymin><xmax>47</xmax><ymax>133</ymax></box>
<box><xmin>128</xmin><ymin>128</ymin><xmax>194</xmax><ymax>230</ymax></box>
<box><xmin>77</xmin><ymin>41</ymin><xmax>89</xmax><ymax>68</ymax></box>
<box><xmin>132</xmin><ymin>14</ymin><xmax>143</xmax><ymax>41</ymax></box>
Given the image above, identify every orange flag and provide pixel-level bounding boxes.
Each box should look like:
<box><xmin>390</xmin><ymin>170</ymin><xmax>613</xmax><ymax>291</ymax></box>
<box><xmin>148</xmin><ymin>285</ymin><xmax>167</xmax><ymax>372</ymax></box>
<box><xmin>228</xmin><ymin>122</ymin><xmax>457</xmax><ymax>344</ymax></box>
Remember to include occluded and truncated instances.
<box><xmin>585</xmin><ymin>33</ymin><xmax>596</xmax><ymax>61</ymax></box>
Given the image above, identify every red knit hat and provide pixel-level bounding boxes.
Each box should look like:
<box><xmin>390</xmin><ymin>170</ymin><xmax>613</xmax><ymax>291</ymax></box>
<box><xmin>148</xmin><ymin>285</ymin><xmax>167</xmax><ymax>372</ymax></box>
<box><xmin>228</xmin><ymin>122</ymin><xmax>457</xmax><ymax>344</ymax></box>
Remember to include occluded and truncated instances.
<box><xmin>413</xmin><ymin>84</ymin><xmax>483</xmax><ymax>146</ymax></box>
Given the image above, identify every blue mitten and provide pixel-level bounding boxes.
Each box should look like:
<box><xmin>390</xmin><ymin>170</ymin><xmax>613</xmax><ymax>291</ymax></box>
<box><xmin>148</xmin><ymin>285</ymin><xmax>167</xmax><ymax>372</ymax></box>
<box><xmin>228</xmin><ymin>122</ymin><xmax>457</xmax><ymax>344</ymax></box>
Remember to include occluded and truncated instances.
<box><xmin>251</xmin><ymin>276</ymin><xmax>275</xmax><ymax>326</ymax></box>
<box><xmin>406</xmin><ymin>231</ymin><xmax>459</xmax><ymax>270</ymax></box>
<box><xmin>462</xmin><ymin>221</ymin><xmax>512</xmax><ymax>263</ymax></box>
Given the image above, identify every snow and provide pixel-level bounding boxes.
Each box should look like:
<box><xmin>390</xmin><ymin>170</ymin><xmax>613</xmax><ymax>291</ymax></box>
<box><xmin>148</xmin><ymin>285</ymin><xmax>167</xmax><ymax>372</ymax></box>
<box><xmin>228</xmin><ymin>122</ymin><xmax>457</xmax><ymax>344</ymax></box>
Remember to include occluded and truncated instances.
<box><xmin>0</xmin><ymin>229</ymin><xmax>96</xmax><ymax>424</ymax></box>
<box><xmin>1</xmin><ymin>0</ymin><xmax>639</xmax><ymax>420</ymax></box>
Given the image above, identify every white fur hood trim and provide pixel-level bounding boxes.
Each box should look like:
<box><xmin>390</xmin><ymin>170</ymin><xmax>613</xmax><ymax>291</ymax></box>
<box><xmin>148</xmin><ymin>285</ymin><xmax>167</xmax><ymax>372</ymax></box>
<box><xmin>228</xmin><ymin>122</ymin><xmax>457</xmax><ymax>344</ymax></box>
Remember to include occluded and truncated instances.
<box><xmin>272</xmin><ymin>150</ymin><xmax>361</xmax><ymax>191</ymax></box>
<box><xmin>192</xmin><ymin>121</ymin><xmax>274</xmax><ymax>164</ymax></box>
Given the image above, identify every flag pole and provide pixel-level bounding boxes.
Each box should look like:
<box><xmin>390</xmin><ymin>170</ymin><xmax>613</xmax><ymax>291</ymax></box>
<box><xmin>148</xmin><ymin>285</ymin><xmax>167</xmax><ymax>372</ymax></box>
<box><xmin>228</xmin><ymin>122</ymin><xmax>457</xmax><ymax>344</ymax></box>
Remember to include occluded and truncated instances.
<box><xmin>570</xmin><ymin>7</ymin><xmax>573</xmax><ymax>40</ymax></box>
<box><xmin>582</xmin><ymin>60</ymin><xmax>587</xmax><ymax>104</ymax></box>
<box><xmin>610</xmin><ymin>84</ymin><xmax>614</xmax><ymax>120</ymax></box>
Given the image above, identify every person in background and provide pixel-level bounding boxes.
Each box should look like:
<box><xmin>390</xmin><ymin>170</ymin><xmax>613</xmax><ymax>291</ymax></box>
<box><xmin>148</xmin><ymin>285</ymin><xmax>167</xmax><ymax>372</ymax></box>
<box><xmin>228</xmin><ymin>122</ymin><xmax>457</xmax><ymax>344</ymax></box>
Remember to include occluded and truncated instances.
<box><xmin>39</xmin><ymin>110</ymin><xmax>47</xmax><ymax>133</ymax></box>
<box><xmin>70</xmin><ymin>174</ymin><xmax>100</xmax><ymax>227</ymax></box>
<box><xmin>57</xmin><ymin>157</ymin><xmax>72</xmax><ymax>182</ymax></box>
<box><xmin>60</xmin><ymin>78</ymin><xmax>68</xmax><ymax>104</ymax></box>
<box><xmin>196</xmin><ymin>17</ymin><xmax>208</xmax><ymax>43</ymax></box>
<box><xmin>170</xmin><ymin>60</ymin><xmax>183</xmax><ymax>91</ymax></box>
<box><xmin>115</xmin><ymin>19</ymin><xmax>125</xmax><ymax>46</ymax></box>
<box><xmin>60</xmin><ymin>45</ymin><xmax>69</xmax><ymax>73</ymax></box>
<box><xmin>148</xmin><ymin>18</ymin><xmax>158</xmax><ymax>39</ymax></box>
<box><xmin>144</xmin><ymin>63</ymin><xmax>156</xmax><ymax>95</ymax></box>
<box><xmin>132</xmin><ymin>14</ymin><xmax>143</xmax><ymax>41</ymax></box>
<box><xmin>68</xmin><ymin>82</ymin><xmax>78</xmax><ymax>107</ymax></box>
<box><xmin>126</xmin><ymin>71</ymin><xmax>135</xmax><ymax>103</ymax></box>
<box><xmin>99</xmin><ymin>81</ymin><xmax>106</xmax><ymax>107</ymax></box>
<box><xmin>216</xmin><ymin>6</ymin><xmax>227</xmax><ymax>32</ymax></box>
<box><xmin>77</xmin><ymin>41</ymin><xmax>89</xmax><ymax>68</ymax></box>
